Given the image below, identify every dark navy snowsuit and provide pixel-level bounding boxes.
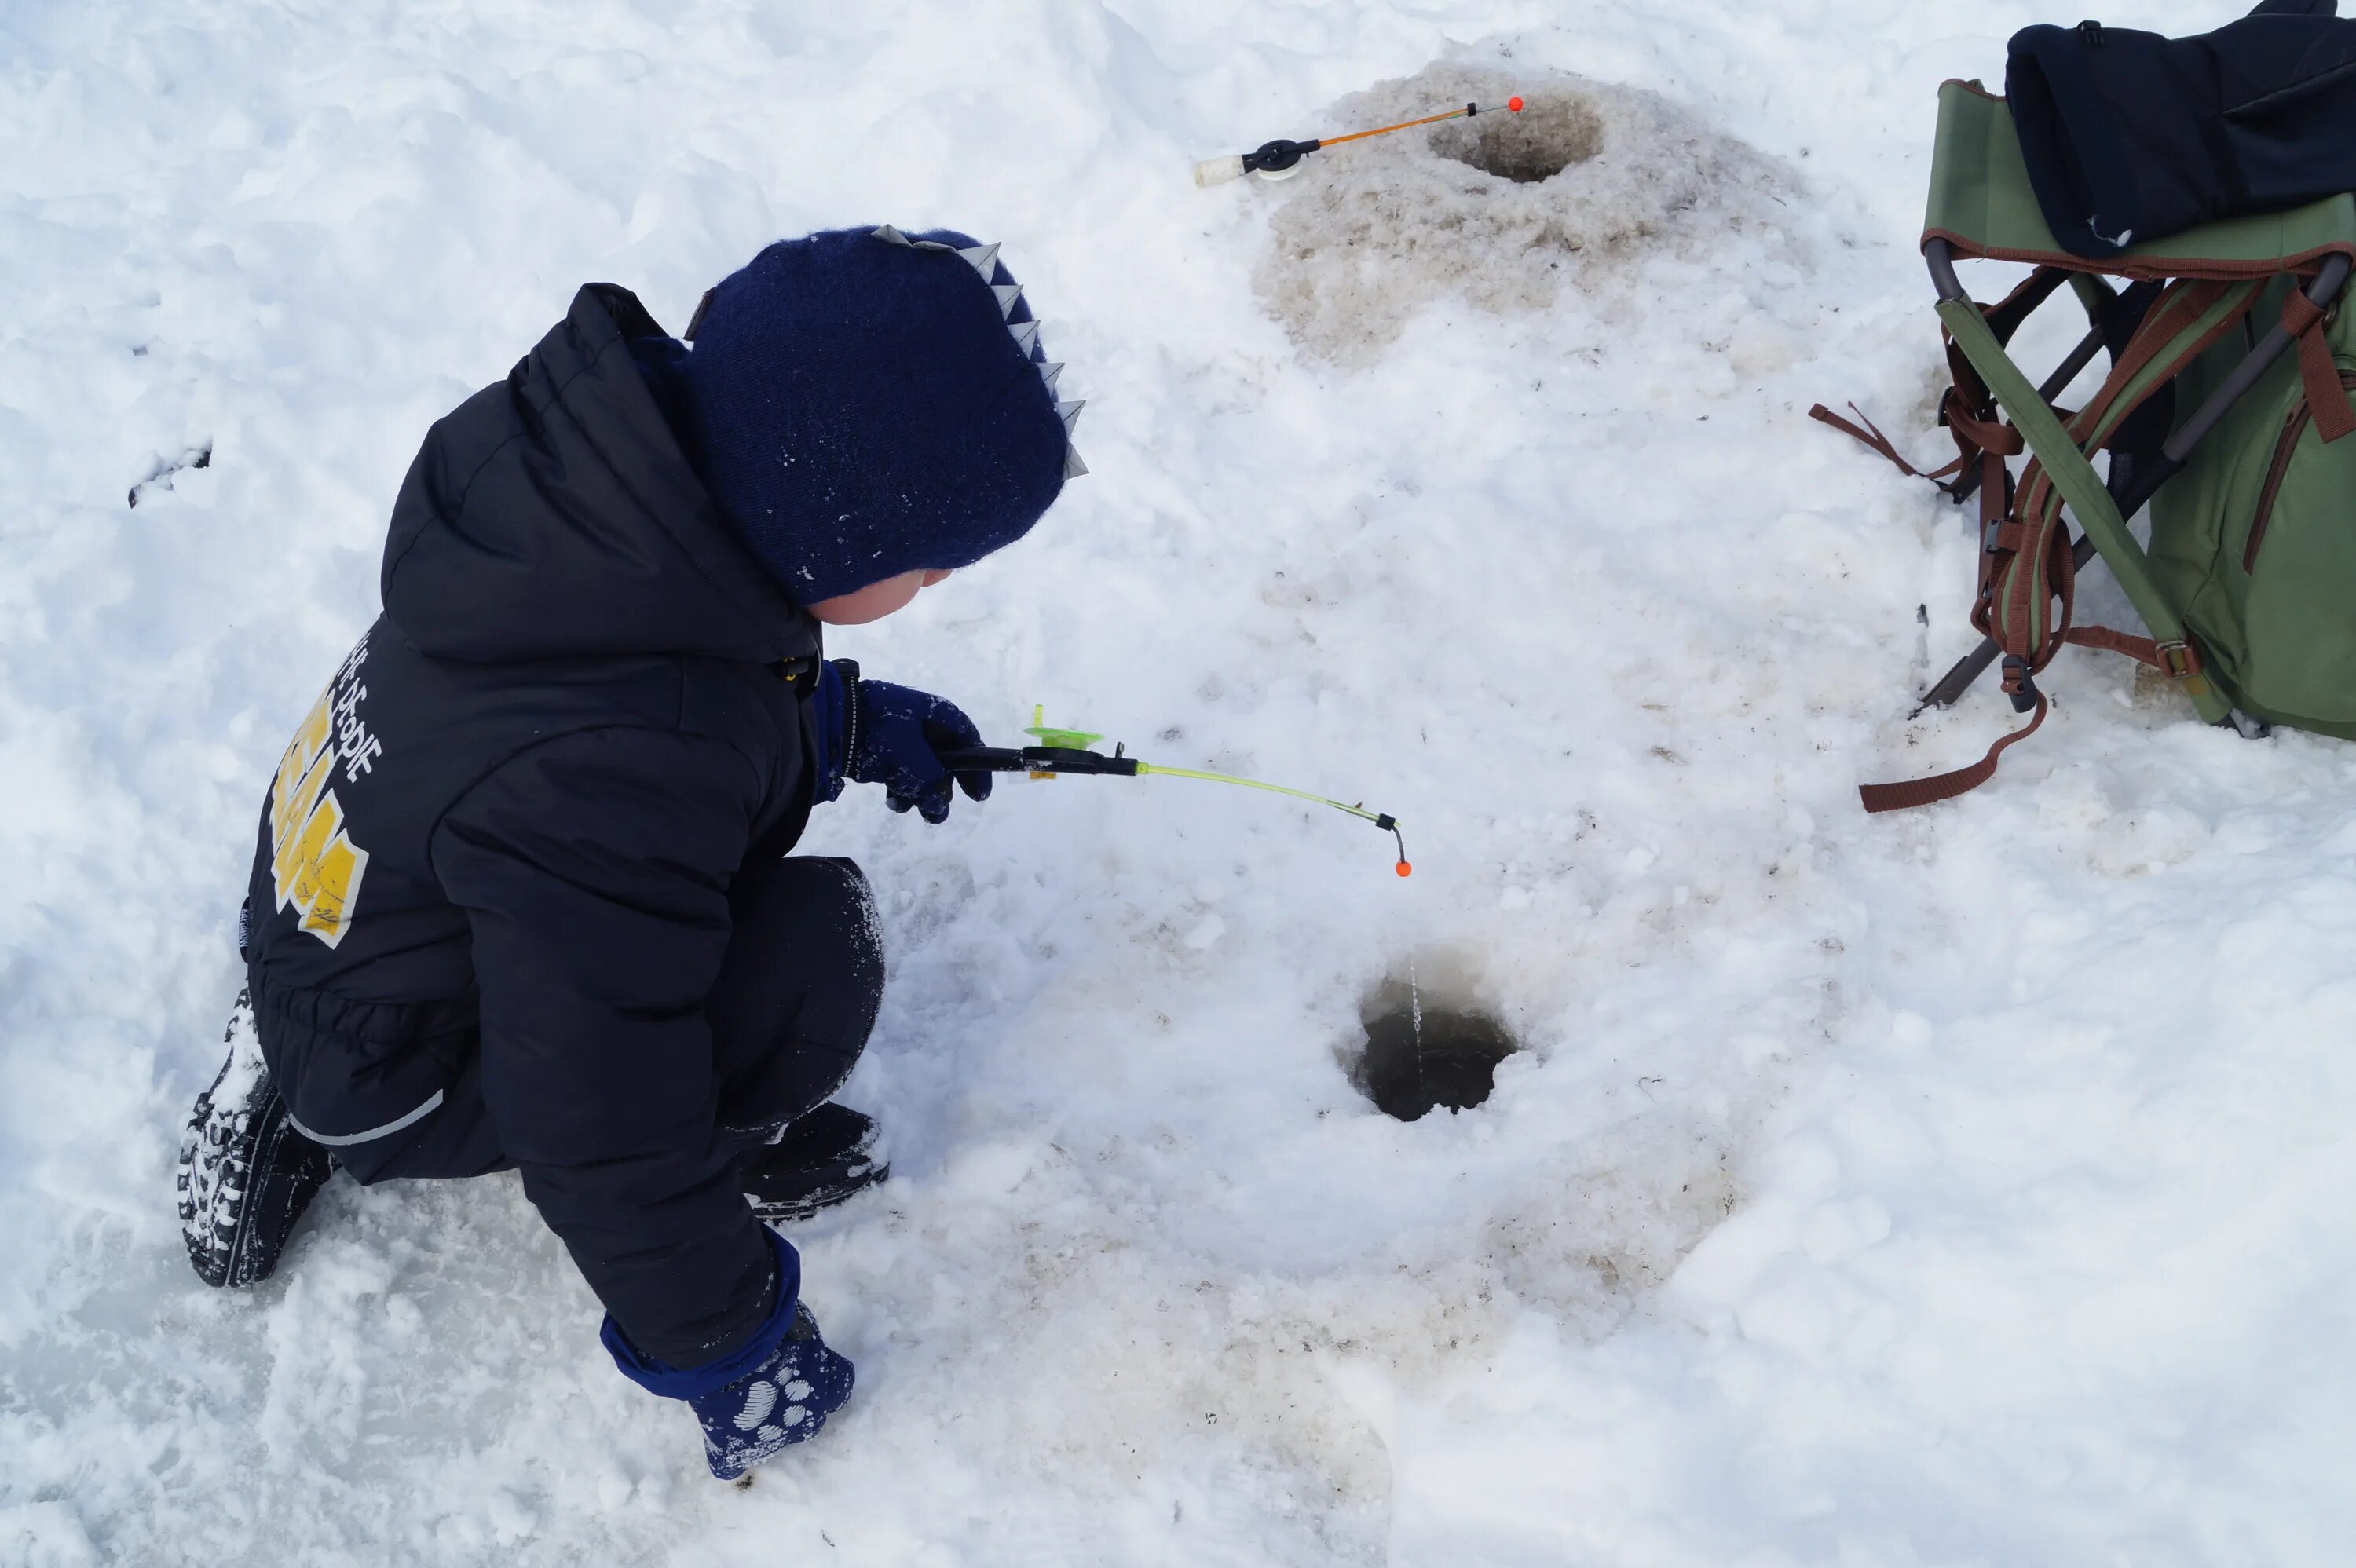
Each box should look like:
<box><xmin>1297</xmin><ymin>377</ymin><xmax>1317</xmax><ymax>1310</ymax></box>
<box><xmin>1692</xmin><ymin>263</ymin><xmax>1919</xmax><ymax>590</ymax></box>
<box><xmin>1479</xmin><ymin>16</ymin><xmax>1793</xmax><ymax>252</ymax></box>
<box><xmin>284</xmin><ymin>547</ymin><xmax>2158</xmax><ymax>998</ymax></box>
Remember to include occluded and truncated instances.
<box><xmin>241</xmin><ymin>283</ymin><xmax>878</xmax><ymax>1366</ymax></box>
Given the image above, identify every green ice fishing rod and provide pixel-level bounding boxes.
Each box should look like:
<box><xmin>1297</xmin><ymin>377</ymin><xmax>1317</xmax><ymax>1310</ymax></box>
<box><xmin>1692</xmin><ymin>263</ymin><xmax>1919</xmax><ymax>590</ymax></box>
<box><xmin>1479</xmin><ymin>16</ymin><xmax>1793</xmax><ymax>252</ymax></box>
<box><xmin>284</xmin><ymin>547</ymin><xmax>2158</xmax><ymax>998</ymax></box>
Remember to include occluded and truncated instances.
<box><xmin>939</xmin><ymin>707</ymin><xmax>1412</xmax><ymax>877</ymax></box>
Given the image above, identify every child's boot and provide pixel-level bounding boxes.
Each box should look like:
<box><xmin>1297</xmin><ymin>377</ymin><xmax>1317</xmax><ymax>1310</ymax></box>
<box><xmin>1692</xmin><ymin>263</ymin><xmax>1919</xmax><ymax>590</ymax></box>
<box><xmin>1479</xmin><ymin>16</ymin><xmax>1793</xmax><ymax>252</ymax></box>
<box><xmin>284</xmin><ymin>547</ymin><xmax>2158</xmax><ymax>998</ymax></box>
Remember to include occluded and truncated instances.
<box><xmin>741</xmin><ymin>1103</ymin><xmax>887</xmax><ymax>1223</ymax></box>
<box><xmin>177</xmin><ymin>990</ymin><xmax>335</xmax><ymax>1288</ymax></box>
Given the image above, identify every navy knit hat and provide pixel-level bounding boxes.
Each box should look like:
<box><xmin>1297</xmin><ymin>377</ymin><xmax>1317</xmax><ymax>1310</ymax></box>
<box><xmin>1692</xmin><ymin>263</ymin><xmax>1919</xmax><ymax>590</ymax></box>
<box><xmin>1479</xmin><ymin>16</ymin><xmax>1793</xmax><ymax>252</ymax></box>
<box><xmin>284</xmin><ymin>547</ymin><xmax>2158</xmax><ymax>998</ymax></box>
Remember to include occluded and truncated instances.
<box><xmin>670</xmin><ymin>225</ymin><xmax>1082</xmax><ymax>605</ymax></box>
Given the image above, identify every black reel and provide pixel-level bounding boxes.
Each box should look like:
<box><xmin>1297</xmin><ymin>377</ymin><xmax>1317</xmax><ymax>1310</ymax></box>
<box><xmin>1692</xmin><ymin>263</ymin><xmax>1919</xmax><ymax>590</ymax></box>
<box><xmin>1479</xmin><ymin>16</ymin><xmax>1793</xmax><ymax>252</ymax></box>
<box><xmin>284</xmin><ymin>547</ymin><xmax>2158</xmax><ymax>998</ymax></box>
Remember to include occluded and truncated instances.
<box><xmin>938</xmin><ymin>746</ymin><xmax>1140</xmax><ymax>777</ymax></box>
<box><xmin>1242</xmin><ymin>137</ymin><xmax>1321</xmax><ymax>176</ymax></box>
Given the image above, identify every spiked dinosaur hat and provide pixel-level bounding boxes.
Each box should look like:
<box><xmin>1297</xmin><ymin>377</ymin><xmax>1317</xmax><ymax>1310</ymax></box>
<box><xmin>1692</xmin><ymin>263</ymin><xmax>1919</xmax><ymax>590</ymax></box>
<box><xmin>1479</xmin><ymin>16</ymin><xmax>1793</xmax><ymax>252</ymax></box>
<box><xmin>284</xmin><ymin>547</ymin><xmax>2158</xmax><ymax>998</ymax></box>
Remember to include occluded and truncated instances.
<box><xmin>669</xmin><ymin>225</ymin><xmax>1084</xmax><ymax>606</ymax></box>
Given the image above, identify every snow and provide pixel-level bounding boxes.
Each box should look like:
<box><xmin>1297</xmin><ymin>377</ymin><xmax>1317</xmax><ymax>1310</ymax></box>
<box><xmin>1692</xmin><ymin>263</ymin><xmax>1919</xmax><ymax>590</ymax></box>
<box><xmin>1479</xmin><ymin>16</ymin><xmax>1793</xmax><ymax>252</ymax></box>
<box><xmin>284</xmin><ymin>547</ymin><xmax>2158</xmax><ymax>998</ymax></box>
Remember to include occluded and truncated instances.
<box><xmin>5</xmin><ymin>2</ymin><xmax>2354</xmax><ymax>1564</ymax></box>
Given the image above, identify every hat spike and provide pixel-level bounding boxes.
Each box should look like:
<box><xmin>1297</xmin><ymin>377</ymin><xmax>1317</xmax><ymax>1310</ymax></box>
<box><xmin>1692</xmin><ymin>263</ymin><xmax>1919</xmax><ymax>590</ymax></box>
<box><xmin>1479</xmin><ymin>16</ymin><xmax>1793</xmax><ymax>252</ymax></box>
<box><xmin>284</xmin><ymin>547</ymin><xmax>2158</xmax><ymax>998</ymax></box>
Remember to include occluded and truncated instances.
<box><xmin>871</xmin><ymin>224</ymin><xmax>912</xmax><ymax>246</ymax></box>
<box><xmin>1008</xmin><ymin>320</ymin><xmax>1042</xmax><ymax>355</ymax></box>
<box><xmin>1055</xmin><ymin>398</ymin><xmax>1085</xmax><ymax>435</ymax></box>
<box><xmin>1064</xmin><ymin>445</ymin><xmax>1088</xmax><ymax>478</ymax></box>
<box><xmin>993</xmin><ymin>283</ymin><xmax>1024</xmax><ymax>319</ymax></box>
<box><xmin>1039</xmin><ymin>361</ymin><xmax>1064</xmax><ymax>393</ymax></box>
<box><xmin>959</xmin><ymin>241</ymin><xmax>1001</xmax><ymax>279</ymax></box>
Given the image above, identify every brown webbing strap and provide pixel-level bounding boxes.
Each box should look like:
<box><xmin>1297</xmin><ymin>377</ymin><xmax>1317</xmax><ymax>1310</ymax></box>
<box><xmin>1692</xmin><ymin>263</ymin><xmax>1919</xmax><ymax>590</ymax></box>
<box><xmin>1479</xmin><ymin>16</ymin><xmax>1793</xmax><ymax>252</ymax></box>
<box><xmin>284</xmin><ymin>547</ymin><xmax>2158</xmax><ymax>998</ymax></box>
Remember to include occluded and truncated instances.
<box><xmin>2077</xmin><ymin>282</ymin><xmax>2226</xmax><ymax>437</ymax></box>
<box><xmin>1994</xmin><ymin>281</ymin><xmax>2255</xmax><ymax>676</ymax></box>
<box><xmin>1858</xmin><ymin>694</ymin><xmax>2049</xmax><ymax>813</ymax></box>
<box><xmin>2047</xmin><ymin>524</ymin><xmax>2078</xmax><ymax>661</ymax></box>
<box><xmin>1937</xmin><ymin>331</ymin><xmax>2010</xmax><ymax>491</ymax></box>
<box><xmin>2282</xmin><ymin>291</ymin><xmax>2356</xmax><ymax>443</ymax></box>
<box><xmin>1993</xmin><ymin>497</ymin><xmax>2081</xmax><ymax>674</ymax></box>
<box><xmin>2010</xmin><ymin>281</ymin><xmax>2220</xmax><ymax>529</ymax></box>
<box><xmin>1971</xmin><ymin>497</ymin><xmax>2070</xmax><ymax>657</ymax></box>
<box><xmin>2062</xmin><ymin>623</ymin><xmax>2204</xmax><ymax>677</ymax></box>
<box><xmin>1808</xmin><ymin>402</ymin><xmax>1965</xmax><ymax>481</ymax></box>
<box><xmin>1871</xmin><ymin>627</ymin><xmax>2197</xmax><ymax>816</ymax></box>
<box><xmin>1810</xmin><ymin>269</ymin><xmax>2065</xmax><ymax>492</ymax></box>
<box><xmin>1940</xmin><ymin>398</ymin><xmax>2023</xmax><ymax>459</ymax></box>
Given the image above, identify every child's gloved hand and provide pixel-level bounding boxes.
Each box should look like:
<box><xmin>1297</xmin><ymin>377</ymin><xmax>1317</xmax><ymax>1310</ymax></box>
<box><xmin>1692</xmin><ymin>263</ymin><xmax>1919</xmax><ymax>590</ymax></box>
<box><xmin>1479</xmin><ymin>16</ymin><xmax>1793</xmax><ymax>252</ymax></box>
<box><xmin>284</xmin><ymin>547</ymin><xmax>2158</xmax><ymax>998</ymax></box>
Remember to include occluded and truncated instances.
<box><xmin>841</xmin><ymin>671</ymin><xmax>992</xmax><ymax>823</ymax></box>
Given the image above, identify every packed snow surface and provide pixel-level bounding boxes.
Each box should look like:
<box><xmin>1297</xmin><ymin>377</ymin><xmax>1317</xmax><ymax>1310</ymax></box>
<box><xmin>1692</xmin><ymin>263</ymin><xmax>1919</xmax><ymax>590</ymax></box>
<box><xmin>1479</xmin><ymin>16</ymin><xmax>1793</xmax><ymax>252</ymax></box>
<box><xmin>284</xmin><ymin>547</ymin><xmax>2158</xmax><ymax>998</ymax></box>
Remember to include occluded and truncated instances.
<box><xmin>5</xmin><ymin>2</ymin><xmax>2354</xmax><ymax>1564</ymax></box>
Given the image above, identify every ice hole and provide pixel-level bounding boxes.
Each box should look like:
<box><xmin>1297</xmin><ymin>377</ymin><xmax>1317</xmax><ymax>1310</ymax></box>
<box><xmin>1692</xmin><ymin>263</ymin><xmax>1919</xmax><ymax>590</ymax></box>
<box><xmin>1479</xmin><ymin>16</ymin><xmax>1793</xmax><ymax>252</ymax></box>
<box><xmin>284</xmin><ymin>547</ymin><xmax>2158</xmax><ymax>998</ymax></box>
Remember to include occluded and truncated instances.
<box><xmin>1254</xmin><ymin>61</ymin><xmax>1798</xmax><ymax>364</ymax></box>
<box><xmin>1429</xmin><ymin>95</ymin><xmax>1601</xmax><ymax>184</ymax></box>
<box><xmin>1354</xmin><ymin>981</ymin><xmax>1519</xmax><ymax>1122</ymax></box>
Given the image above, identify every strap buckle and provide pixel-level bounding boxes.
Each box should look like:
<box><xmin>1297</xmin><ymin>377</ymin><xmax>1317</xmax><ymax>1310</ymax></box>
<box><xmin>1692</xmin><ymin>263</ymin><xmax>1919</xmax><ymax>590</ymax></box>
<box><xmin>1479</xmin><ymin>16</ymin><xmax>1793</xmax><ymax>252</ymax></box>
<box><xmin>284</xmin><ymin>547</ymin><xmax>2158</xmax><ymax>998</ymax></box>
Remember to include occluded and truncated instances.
<box><xmin>2000</xmin><ymin>654</ymin><xmax>2041</xmax><ymax>713</ymax></box>
<box><xmin>2153</xmin><ymin>639</ymin><xmax>2201</xmax><ymax>679</ymax></box>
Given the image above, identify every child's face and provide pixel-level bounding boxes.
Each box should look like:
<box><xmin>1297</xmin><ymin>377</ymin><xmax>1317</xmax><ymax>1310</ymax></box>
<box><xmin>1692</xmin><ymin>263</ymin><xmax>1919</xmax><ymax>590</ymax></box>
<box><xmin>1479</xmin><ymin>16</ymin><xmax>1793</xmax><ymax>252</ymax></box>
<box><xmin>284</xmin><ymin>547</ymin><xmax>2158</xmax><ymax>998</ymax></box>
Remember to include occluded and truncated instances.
<box><xmin>807</xmin><ymin>568</ymin><xmax>953</xmax><ymax>626</ymax></box>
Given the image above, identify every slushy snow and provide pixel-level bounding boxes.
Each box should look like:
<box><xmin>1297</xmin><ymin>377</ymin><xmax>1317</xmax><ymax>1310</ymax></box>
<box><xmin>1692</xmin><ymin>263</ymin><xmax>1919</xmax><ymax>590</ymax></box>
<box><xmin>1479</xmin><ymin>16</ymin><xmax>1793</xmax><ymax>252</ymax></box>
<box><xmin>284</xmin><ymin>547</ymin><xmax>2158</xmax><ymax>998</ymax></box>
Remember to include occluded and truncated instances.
<box><xmin>1257</xmin><ymin>62</ymin><xmax>1800</xmax><ymax>364</ymax></box>
<box><xmin>5</xmin><ymin>2</ymin><xmax>2354</xmax><ymax>1565</ymax></box>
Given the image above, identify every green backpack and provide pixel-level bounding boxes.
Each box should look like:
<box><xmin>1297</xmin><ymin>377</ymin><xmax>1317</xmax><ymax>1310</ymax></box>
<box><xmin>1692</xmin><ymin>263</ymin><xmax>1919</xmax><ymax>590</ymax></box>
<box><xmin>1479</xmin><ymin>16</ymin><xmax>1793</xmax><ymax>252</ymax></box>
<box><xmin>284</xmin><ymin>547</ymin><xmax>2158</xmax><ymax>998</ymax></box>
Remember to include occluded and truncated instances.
<box><xmin>1820</xmin><ymin>82</ymin><xmax>2356</xmax><ymax>810</ymax></box>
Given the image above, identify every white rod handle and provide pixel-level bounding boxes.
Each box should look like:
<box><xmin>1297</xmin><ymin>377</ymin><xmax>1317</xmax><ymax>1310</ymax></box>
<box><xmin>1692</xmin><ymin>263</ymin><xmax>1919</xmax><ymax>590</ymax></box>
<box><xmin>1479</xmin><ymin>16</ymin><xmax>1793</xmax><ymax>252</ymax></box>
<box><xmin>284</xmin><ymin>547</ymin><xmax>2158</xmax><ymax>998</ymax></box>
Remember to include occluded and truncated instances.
<box><xmin>1191</xmin><ymin>154</ymin><xmax>1245</xmax><ymax>188</ymax></box>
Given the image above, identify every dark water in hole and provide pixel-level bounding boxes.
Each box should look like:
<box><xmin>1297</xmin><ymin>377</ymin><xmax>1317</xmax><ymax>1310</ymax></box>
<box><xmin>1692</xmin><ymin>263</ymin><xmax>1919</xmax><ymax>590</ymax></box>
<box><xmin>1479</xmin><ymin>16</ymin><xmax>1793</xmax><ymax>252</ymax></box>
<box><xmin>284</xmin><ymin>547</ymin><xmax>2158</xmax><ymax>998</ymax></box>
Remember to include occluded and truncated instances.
<box><xmin>1432</xmin><ymin>95</ymin><xmax>1603</xmax><ymax>185</ymax></box>
<box><xmin>1357</xmin><ymin>1004</ymin><xmax>1518</xmax><ymax>1121</ymax></box>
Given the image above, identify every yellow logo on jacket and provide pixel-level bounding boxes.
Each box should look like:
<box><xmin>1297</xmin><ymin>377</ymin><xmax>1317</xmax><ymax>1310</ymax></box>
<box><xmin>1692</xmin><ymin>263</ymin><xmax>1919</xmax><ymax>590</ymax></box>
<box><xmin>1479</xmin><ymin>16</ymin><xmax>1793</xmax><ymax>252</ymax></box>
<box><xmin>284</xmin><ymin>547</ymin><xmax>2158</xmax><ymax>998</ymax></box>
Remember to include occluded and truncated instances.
<box><xmin>270</xmin><ymin>634</ymin><xmax>377</xmax><ymax>948</ymax></box>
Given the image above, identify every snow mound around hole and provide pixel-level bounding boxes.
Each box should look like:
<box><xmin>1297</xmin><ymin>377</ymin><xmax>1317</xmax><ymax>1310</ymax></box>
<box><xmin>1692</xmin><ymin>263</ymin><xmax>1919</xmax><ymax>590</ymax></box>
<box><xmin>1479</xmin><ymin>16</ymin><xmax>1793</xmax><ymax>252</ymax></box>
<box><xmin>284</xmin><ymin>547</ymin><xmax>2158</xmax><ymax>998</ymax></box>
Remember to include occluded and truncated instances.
<box><xmin>1253</xmin><ymin>61</ymin><xmax>1801</xmax><ymax>364</ymax></box>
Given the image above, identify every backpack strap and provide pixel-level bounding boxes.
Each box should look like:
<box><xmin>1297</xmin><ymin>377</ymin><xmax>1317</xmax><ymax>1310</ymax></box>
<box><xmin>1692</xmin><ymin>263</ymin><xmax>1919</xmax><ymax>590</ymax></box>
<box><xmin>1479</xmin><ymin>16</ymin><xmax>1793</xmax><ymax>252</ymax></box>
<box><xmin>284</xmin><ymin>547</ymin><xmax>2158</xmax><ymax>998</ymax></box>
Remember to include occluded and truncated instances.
<box><xmin>2060</xmin><ymin>623</ymin><xmax>2204</xmax><ymax>678</ymax></box>
<box><xmin>1808</xmin><ymin>400</ymin><xmax>1967</xmax><ymax>482</ymax></box>
<box><xmin>1984</xmin><ymin>280</ymin><xmax>2258</xmax><ymax>677</ymax></box>
<box><xmin>1861</xmin><ymin>277</ymin><xmax>2246</xmax><ymax>811</ymax></box>
<box><xmin>1810</xmin><ymin>266</ymin><xmax>2071</xmax><ymax>494</ymax></box>
<box><xmin>2281</xmin><ymin>288</ymin><xmax>2356</xmax><ymax>442</ymax></box>
<box><xmin>1860</xmin><ymin>686</ymin><xmax>2048</xmax><ymax>813</ymax></box>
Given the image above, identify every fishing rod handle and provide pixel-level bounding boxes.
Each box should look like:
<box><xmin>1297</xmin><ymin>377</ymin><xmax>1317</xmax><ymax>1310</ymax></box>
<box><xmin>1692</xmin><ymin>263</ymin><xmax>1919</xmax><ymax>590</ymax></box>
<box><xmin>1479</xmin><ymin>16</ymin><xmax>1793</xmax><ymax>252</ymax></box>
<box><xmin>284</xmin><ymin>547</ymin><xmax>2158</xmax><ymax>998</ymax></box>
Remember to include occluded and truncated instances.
<box><xmin>1192</xmin><ymin>155</ymin><xmax>1245</xmax><ymax>187</ymax></box>
<box><xmin>936</xmin><ymin>746</ymin><xmax>1140</xmax><ymax>777</ymax></box>
<box><xmin>935</xmin><ymin>747</ymin><xmax>1033</xmax><ymax>773</ymax></box>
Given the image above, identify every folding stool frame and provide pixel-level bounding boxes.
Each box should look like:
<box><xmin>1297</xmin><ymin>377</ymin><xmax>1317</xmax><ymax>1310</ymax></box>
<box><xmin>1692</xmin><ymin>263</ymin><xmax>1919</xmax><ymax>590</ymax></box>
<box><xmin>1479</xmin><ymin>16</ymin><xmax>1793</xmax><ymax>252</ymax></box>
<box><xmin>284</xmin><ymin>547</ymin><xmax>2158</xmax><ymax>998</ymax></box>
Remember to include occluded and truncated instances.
<box><xmin>1917</xmin><ymin>240</ymin><xmax>2351</xmax><ymax>712</ymax></box>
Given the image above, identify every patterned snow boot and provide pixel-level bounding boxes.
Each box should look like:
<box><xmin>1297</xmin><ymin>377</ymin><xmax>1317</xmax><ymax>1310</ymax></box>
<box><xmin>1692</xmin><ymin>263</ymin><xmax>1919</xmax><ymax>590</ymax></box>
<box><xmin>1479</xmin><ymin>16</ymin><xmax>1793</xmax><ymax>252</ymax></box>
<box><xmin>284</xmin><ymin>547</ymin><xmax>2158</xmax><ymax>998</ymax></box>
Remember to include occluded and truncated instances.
<box><xmin>740</xmin><ymin>1103</ymin><xmax>887</xmax><ymax>1223</ymax></box>
<box><xmin>690</xmin><ymin>1302</ymin><xmax>856</xmax><ymax>1481</ymax></box>
<box><xmin>176</xmin><ymin>989</ymin><xmax>335</xmax><ymax>1288</ymax></box>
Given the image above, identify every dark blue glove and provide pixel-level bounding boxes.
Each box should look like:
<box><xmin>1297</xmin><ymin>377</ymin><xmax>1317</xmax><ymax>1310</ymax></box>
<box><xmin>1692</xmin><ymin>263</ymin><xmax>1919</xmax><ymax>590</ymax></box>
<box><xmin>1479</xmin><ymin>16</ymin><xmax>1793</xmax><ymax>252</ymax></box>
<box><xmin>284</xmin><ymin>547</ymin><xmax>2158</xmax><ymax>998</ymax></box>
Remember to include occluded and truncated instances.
<box><xmin>603</xmin><ymin>1230</ymin><xmax>857</xmax><ymax>1481</ymax></box>
<box><xmin>822</xmin><ymin>661</ymin><xmax>990</xmax><ymax>823</ymax></box>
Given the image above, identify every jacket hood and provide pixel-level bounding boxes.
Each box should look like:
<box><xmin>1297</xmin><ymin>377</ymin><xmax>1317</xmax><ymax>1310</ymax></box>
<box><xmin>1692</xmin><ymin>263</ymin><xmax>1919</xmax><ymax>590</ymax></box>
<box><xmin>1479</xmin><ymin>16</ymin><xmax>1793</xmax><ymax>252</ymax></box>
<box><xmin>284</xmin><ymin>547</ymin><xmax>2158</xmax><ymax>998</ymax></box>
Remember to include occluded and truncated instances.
<box><xmin>380</xmin><ymin>284</ymin><xmax>818</xmax><ymax>665</ymax></box>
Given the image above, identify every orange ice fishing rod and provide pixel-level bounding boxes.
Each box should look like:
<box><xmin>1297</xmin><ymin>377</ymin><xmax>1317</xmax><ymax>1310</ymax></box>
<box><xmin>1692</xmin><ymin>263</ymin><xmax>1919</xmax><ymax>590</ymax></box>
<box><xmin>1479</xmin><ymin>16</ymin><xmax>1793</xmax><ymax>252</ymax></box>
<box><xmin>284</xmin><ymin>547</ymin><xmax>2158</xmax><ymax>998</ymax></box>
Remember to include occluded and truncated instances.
<box><xmin>1193</xmin><ymin>96</ymin><xmax>1524</xmax><ymax>186</ymax></box>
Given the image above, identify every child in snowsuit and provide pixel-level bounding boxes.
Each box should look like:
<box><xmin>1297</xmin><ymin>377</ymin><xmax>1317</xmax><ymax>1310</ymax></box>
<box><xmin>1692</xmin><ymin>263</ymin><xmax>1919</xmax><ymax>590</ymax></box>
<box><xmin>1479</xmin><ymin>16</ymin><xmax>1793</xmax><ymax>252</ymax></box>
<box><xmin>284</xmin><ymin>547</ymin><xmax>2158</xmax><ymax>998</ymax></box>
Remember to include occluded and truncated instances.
<box><xmin>175</xmin><ymin>225</ymin><xmax>1083</xmax><ymax>1480</ymax></box>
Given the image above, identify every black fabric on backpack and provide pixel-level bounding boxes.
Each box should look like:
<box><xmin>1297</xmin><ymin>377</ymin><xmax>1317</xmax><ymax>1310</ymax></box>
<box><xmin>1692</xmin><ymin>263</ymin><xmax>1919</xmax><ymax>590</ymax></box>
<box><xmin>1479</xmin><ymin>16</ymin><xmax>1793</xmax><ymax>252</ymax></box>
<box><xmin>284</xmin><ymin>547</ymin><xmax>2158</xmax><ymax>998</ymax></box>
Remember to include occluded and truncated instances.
<box><xmin>245</xmin><ymin>282</ymin><xmax>831</xmax><ymax>1365</ymax></box>
<box><xmin>2008</xmin><ymin>2</ymin><xmax>2356</xmax><ymax>259</ymax></box>
<box><xmin>2098</xmin><ymin>279</ymin><xmax>2175</xmax><ymax>499</ymax></box>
